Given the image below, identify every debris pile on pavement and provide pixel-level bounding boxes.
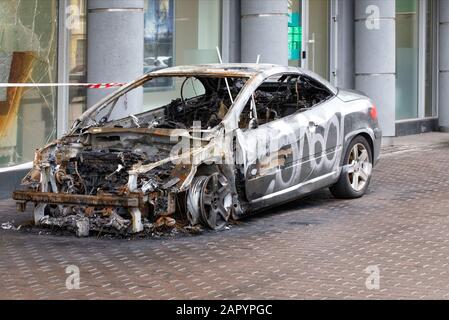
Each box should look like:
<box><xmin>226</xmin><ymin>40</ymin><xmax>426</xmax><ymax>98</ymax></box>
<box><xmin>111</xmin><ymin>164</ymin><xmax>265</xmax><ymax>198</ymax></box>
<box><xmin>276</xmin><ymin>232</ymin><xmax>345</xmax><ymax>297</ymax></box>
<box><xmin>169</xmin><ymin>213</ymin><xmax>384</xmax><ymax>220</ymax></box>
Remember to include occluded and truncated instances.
<box><xmin>1</xmin><ymin>203</ymin><xmax>234</xmax><ymax>238</ymax></box>
<box><xmin>20</xmin><ymin>207</ymin><xmax>217</xmax><ymax>238</ymax></box>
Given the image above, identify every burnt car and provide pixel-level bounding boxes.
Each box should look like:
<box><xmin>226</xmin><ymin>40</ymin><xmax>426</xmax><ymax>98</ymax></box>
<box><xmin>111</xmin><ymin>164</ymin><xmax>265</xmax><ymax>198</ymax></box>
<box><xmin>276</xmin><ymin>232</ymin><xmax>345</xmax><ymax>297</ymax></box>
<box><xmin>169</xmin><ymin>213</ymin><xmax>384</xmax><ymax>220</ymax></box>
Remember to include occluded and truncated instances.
<box><xmin>12</xmin><ymin>64</ymin><xmax>381</xmax><ymax>235</ymax></box>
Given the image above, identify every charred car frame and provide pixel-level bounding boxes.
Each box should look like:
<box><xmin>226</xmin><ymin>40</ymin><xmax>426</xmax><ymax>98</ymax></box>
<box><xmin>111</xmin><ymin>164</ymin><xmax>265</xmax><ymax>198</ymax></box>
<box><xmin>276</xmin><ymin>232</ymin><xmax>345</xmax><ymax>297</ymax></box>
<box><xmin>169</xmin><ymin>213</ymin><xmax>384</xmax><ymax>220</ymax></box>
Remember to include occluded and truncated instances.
<box><xmin>12</xmin><ymin>64</ymin><xmax>381</xmax><ymax>236</ymax></box>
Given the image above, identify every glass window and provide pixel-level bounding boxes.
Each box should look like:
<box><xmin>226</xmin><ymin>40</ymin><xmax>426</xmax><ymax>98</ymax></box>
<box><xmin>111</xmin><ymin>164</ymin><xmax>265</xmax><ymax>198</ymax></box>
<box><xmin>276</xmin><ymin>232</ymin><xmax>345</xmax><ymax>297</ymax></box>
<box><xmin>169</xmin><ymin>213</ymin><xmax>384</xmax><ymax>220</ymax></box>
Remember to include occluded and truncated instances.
<box><xmin>307</xmin><ymin>0</ymin><xmax>329</xmax><ymax>79</ymax></box>
<box><xmin>143</xmin><ymin>0</ymin><xmax>221</xmax><ymax>111</ymax></box>
<box><xmin>0</xmin><ymin>0</ymin><xmax>58</xmax><ymax>168</ymax></box>
<box><xmin>68</xmin><ymin>0</ymin><xmax>87</xmax><ymax>126</ymax></box>
<box><xmin>425</xmin><ymin>0</ymin><xmax>436</xmax><ymax>117</ymax></box>
<box><xmin>288</xmin><ymin>0</ymin><xmax>303</xmax><ymax>67</ymax></box>
<box><xmin>396</xmin><ymin>0</ymin><xmax>419</xmax><ymax>120</ymax></box>
<box><xmin>288</xmin><ymin>0</ymin><xmax>329</xmax><ymax>80</ymax></box>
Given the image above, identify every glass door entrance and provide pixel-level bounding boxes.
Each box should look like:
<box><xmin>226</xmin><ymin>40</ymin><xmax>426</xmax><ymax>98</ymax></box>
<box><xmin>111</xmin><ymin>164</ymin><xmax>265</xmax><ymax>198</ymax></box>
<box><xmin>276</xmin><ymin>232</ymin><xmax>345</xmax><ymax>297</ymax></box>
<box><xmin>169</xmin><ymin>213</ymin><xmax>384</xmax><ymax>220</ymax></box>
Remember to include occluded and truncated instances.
<box><xmin>288</xmin><ymin>0</ymin><xmax>329</xmax><ymax>80</ymax></box>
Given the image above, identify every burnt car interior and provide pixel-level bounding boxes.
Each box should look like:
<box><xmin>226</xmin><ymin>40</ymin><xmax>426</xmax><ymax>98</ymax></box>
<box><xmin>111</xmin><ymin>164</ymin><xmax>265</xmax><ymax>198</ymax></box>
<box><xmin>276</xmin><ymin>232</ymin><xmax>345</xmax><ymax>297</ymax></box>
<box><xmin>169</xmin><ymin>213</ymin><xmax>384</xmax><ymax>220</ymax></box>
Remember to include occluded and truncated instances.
<box><xmin>239</xmin><ymin>74</ymin><xmax>334</xmax><ymax>128</ymax></box>
<box><xmin>94</xmin><ymin>76</ymin><xmax>248</xmax><ymax>131</ymax></box>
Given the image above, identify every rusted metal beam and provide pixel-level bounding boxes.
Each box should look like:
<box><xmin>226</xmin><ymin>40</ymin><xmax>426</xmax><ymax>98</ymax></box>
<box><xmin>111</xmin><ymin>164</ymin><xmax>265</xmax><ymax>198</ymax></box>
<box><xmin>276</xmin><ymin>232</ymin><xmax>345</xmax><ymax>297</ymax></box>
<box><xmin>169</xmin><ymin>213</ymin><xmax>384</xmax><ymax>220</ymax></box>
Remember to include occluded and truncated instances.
<box><xmin>12</xmin><ymin>191</ymin><xmax>145</xmax><ymax>208</ymax></box>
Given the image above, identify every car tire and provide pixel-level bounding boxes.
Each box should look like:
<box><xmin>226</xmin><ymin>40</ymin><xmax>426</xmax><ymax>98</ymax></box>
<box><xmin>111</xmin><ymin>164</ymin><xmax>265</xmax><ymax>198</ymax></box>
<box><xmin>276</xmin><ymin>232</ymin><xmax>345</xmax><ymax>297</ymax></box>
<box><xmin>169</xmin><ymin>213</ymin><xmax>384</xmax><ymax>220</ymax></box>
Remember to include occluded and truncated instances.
<box><xmin>330</xmin><ymin>135</ymin><xmax>373</xmax><ymax>199</ymax></box>
<box><xmin>187</xmin><ymin>172</ymin><xmax>232</xmax><ymax>230</ymax></box>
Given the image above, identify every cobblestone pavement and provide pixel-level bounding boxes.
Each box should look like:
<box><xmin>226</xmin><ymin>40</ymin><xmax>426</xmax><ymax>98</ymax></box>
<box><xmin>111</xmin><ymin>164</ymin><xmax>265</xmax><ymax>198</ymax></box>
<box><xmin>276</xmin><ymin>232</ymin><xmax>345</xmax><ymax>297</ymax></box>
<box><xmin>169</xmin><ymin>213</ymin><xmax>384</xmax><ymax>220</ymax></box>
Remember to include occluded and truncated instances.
<box><xmin>1</xmin><ymin>135</ymin><xmax>449</xmax><ymax>299</ymax></box>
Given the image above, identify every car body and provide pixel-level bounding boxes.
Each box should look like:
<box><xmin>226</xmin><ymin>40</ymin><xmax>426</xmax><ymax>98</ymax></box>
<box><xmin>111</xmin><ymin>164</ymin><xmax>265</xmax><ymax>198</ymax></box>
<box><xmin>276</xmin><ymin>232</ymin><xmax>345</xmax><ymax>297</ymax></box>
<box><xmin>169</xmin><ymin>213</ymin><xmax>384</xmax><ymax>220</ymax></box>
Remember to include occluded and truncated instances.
<box><xmin>12</xmin><ymin>64</ymin><xmax>381</xmax><ymax>235</ymax></box>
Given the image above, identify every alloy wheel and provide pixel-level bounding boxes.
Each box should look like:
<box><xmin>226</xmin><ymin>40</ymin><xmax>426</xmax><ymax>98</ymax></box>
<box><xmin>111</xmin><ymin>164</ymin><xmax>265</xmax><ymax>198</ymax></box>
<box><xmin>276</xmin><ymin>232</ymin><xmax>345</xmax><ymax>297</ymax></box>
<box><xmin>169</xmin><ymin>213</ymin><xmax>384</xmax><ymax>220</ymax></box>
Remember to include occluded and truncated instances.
<box><xmin>346</xmin><ymin>143</ymin><xmax>372</xmax><ymax>192</ymax></box>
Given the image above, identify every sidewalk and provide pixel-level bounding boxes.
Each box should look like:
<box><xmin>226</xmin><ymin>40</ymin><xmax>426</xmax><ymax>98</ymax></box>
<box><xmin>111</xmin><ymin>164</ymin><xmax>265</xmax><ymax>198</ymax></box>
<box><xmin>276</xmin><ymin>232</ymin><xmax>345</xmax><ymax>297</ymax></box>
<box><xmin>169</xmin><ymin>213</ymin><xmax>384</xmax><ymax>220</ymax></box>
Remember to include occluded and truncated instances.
<box><xmin>381</xmin><ymin>132</ymin><xmax>449</xmax><ymax>155</ymax></box>
<box><xmin>2</xmin><ymin>131</ymin><xmax>449</xmax><ymax>299</ymax></box>
<box><xmin>382</xmin><ymin>131</ymin><xmax>449</xmax><ymax>147</ymax></box>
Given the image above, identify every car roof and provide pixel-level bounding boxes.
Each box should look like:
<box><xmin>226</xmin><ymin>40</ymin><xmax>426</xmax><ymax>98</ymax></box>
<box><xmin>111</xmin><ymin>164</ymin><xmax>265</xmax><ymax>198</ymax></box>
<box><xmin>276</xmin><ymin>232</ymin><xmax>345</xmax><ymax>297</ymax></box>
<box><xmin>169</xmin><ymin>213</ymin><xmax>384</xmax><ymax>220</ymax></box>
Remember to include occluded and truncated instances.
<box><xmin>147</xmin><ymin>63</ymin><xmax>337</xmax><ymax>96</ymax></box>
<box><xmin>149</xmin><ymin>63</ymin><xmax>302</xmax><ymax>78</ymax></box>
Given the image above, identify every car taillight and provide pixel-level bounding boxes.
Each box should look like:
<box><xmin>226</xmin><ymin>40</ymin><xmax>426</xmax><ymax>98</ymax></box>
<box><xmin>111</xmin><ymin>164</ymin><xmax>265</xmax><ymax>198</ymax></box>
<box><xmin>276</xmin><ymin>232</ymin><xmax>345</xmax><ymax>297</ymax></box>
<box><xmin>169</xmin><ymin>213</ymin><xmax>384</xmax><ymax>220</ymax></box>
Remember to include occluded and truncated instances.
<box><xmin>369</xmin><ymin>105</ymin><xmax>378</xmax><ymax>120</ymax></box>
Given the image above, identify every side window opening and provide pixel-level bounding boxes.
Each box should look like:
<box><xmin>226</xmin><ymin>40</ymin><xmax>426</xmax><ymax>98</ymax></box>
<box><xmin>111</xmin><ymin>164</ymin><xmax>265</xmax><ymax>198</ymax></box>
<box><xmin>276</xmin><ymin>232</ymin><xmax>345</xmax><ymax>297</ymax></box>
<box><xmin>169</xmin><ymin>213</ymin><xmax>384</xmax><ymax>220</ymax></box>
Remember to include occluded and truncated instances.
<box><xmin>239</xmin><ymin>74</ymin><xmax>333</xmax><ymax>129</ymax></box>
<box><xmin>296</xmin><ymin>75</ymin><xmax>333</xmax><ymax>109</ymax></box>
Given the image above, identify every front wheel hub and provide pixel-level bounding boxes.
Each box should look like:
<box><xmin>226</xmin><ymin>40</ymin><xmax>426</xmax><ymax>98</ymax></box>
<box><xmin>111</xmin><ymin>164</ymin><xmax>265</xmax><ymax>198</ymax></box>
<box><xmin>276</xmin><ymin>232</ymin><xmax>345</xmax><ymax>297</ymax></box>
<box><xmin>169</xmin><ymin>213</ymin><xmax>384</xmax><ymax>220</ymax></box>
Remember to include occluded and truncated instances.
<box><xmin>347</xmin><ymin>143</ymin><xmax>372</xmax><ymax>192</ymax></box>
<box><xmin>200</xmin><ymin>173</ymin><xmax>232</xmax><ymax>230</ymax></box>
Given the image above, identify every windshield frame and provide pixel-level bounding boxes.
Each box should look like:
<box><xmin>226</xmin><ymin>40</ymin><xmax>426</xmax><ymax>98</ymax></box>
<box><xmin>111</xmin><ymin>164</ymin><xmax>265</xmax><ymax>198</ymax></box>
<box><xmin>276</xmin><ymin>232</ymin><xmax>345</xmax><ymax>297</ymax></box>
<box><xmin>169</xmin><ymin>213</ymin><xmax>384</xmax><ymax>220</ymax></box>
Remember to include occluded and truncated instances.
<box><xmin>70</xmin><ymin>72</ymin><xmax>252</xmax><ymax>134</ymax></box>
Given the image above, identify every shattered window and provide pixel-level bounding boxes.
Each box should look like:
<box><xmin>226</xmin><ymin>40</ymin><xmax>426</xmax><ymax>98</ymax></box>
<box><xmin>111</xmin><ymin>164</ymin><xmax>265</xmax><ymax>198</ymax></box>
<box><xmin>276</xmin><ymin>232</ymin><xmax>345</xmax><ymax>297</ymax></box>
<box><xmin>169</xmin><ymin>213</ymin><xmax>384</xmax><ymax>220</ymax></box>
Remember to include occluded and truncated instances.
<box><xmin>0</xmin><ymin>0</ymin><xmax>58</xmax><ymax>168</ymax></box>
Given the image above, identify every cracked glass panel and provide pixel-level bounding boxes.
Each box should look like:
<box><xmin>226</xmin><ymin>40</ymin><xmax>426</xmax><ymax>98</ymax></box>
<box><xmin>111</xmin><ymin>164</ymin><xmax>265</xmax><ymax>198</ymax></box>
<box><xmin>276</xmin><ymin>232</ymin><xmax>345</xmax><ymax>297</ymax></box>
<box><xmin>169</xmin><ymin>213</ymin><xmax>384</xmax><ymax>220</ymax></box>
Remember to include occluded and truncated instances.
<box><xmin>0</xmin><ymin>0</ymin><xmax>58</xmax><ymax>168</ymax></box>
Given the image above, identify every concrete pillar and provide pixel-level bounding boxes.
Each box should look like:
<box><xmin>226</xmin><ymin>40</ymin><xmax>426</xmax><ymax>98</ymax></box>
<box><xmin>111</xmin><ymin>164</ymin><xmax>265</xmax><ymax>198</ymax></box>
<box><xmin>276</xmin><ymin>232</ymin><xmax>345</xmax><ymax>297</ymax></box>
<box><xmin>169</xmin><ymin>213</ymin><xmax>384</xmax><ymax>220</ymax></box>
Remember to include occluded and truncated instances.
<box><xmin>222</xmin><ymin>0</ymin><xmax>241</xmax><ymax>63</ymax></box>
<box><xmin>87</xmin><ymin>0</ymin><xmax>144</xmax><ymax>119</ymax></box>
<box><xmin>355</xmin><ymin>0</ymin><xmax>396</xmax><ymax>136</ymax></box>
<box><xmin>439</xmin><ymin>0</ymin><xmax>449</xmax><ymax>131</ymax></box>
<box><xmin>335</xmin><ymin>0</ymin><xmax>355</xmax><ymax>90</ymax></box>
<box><xmin>241</xmin><ymin>0</ymin><xmax>289</xmax><ymax>65</ymax></box>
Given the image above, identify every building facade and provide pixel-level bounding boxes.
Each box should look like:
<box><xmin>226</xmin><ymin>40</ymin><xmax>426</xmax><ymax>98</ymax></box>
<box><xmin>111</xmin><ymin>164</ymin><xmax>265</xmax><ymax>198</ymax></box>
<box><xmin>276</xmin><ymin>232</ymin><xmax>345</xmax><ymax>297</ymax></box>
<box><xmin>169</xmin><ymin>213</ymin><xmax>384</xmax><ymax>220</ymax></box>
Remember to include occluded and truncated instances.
<box><xmin>0</xmin><ymin>0</ymin><xmax>446</xmax><ymax>196</ymax></box>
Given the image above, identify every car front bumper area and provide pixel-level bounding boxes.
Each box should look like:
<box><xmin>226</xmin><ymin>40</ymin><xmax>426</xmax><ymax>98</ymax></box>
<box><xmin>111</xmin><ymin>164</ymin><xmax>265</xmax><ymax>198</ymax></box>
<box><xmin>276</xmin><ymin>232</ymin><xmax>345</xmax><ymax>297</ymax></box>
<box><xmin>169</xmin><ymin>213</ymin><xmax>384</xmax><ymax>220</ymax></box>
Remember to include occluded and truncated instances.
<box><xmin>12</xmin><ymin>190</ymin><xmax>175</xmax><ymax>234</ymax></box>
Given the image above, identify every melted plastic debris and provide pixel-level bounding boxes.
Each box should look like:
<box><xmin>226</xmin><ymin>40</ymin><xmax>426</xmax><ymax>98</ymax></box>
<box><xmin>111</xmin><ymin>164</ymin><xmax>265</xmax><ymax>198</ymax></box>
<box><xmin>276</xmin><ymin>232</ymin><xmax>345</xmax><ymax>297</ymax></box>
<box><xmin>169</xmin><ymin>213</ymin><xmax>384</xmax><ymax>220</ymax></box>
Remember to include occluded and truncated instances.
<box><xmin>1</xmin><ymin>221</ymin><xmax>16</xmax><ymax>230</ymax></box>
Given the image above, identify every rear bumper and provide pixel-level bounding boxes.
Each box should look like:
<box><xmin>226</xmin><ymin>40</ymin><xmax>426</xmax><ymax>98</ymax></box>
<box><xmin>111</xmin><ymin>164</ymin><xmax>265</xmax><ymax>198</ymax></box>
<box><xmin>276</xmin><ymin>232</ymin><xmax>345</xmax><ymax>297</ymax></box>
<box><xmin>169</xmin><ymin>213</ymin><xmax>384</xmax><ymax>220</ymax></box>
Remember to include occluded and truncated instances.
<box><xmin>373</xmin><ymin>127</ymin><xmax>382</xmax><ymax>165</ymax></box>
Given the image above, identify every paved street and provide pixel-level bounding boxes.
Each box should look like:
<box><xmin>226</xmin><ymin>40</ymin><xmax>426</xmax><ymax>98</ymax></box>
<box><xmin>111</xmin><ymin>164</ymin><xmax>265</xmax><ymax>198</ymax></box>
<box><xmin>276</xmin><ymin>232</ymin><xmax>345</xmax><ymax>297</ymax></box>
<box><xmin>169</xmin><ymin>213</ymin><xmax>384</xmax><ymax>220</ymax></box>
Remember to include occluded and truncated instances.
<box><xmin>1</xmin><ymin>133</ymin><xmax>449</xmax><ymax>300</ymax></box>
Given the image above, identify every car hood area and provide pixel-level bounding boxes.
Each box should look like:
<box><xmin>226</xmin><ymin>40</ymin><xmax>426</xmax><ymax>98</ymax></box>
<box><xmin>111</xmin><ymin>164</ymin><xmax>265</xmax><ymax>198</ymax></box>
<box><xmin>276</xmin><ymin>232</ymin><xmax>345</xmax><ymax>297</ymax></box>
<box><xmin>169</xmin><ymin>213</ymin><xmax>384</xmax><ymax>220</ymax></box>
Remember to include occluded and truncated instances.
<box><xmin>13</xmin><ymin>124</ymin><xmax>218</xmax><ymax>236</ymax></box>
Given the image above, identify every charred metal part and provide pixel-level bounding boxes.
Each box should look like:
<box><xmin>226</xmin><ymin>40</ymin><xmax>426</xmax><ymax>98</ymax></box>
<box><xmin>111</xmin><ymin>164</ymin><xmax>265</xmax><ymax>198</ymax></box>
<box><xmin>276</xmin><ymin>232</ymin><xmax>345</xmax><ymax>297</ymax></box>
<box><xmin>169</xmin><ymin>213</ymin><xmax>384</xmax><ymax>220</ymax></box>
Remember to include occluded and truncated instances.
<box><xmin>16</xmin><ymin>201</ymin><xmax>26</xmax><ymax>212</ymax></box>
<box><xmin>186</xmin><ymin>176</ymin><xmax>205</xmax><ymax>226</ymax></box>
<box><xmin>34</xmin><ymin>204</ymin><xmax>46</xmax><ymax>226</ymax></box>
<box><xmin>154</xmin><ymin>216</ymin><xmax>176</xmax><ymax>228</ymax></box>
<box><xmin>128</xmin><ymin>208</ymin><xmax>143</xmax><ymax>233</ymax></box>
<box><xmin>12</xmin><ymin>191</ymin><xmax>146</xmax><ymax>207</ymax></box>
<box><xmin>40</xmin><ymin>214</ymin><xmax>90</xmax><ymax>237</ymax></box>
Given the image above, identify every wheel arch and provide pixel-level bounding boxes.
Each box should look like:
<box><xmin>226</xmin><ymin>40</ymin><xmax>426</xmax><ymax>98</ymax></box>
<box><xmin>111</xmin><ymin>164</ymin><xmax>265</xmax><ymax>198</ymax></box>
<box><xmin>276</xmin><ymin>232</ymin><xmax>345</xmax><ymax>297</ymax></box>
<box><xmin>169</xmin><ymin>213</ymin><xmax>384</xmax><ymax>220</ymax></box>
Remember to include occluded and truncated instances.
<box><xmin>341</xmin><ymin>129</ymin><xmax>375</xmax><ymax>165</ymax></box>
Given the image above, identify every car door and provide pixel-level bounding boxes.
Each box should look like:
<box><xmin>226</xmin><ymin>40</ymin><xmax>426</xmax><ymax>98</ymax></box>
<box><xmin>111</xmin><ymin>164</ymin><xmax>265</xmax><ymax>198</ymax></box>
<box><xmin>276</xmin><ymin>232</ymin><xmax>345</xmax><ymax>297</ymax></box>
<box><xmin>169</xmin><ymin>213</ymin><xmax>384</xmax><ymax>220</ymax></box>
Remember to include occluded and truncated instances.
<box><xmin>235</xmin><ymin>113</ymin><xmax>312</xmax><ymax>202</ymax></box>
<box><xmin>294</xmin><ymin>74</ymin><xmax>343</xmax><ymax>181</ymax></box>
<box><xmin>234</xmin><ymin>72</ymin><xmax>342</xmax><ymax>204</ymax></box>
<box><xmin>234</xmin><ymin>74</ymin><xmax>314</xmax><ymax>202</ymax></box>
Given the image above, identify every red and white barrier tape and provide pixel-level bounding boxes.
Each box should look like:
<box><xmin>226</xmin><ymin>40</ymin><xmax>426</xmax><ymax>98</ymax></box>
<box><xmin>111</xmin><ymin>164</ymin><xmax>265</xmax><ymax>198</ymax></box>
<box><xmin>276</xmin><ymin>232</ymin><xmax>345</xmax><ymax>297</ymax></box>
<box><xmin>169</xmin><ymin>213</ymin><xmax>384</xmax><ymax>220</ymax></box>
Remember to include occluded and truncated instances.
<box><xmin>0</xmin><ymin>82</ymin><xmax>127</xmax><ymax>89</ymax></box>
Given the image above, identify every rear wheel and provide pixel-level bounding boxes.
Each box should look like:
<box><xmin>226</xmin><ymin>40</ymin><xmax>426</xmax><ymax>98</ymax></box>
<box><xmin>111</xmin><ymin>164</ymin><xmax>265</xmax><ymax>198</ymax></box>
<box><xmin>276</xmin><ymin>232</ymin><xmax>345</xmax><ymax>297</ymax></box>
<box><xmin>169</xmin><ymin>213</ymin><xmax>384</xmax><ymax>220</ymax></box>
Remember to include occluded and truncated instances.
<box><xmin>330</xmin><ymin>135</ymin><xmax>373</xmax><ymax>199</ymax></box>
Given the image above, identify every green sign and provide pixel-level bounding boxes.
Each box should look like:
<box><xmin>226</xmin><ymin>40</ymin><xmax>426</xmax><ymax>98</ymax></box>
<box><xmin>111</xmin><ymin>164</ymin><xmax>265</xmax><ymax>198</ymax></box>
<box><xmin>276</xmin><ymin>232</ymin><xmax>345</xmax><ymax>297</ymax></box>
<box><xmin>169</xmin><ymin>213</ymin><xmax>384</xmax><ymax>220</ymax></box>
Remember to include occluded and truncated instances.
<box><xmin>288</xmin><ymin>12</ymin><xmax>302</xmax><ymax>60</ymax></box>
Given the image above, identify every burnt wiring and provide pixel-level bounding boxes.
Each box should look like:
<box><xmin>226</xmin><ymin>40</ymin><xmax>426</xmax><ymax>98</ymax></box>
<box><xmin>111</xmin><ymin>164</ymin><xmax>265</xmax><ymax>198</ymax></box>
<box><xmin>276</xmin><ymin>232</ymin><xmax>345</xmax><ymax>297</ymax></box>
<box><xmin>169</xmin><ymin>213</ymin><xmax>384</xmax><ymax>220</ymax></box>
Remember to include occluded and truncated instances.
<box><xmin>150</xmin><ymin>77</ymin><xmax>246</xmax><ymax>130</ymax></box>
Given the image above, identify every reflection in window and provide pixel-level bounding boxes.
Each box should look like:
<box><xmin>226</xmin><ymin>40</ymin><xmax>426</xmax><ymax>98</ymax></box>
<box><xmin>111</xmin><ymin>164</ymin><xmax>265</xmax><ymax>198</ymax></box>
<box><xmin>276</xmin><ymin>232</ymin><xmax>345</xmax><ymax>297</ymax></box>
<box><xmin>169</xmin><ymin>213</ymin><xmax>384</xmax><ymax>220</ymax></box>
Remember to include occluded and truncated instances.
<box><xmin>425</xmin><ymin>0</ymin><xmax>436</xmax><ymax>117</ymax></box>
<box><xmin>68</xmin><ymin>0</ymin><xmax>87</xmax><ymax>126</ymax></box>
<box><xmin>144</xmin><ymin>0</ymin><xmax>174</xmax><ymax>90</ymax></box>
<box><xmin>0</xmin><ymin>0</ymin><xmax>58</xmax><ymax>168</ymax></box>
<box><xmin>288</xmin><ymin>0</ymin><xmax>303</xmax><ymax>67</ymax></box>
<box><xmin>143</xmin><ymin>0</ymin><xmax>221</xmax><ymax>111</ymax></box>
<box><xmin>396</xmin><ymin>0</ymin><xmax>419</xmax><ymax>120</ymax></box>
